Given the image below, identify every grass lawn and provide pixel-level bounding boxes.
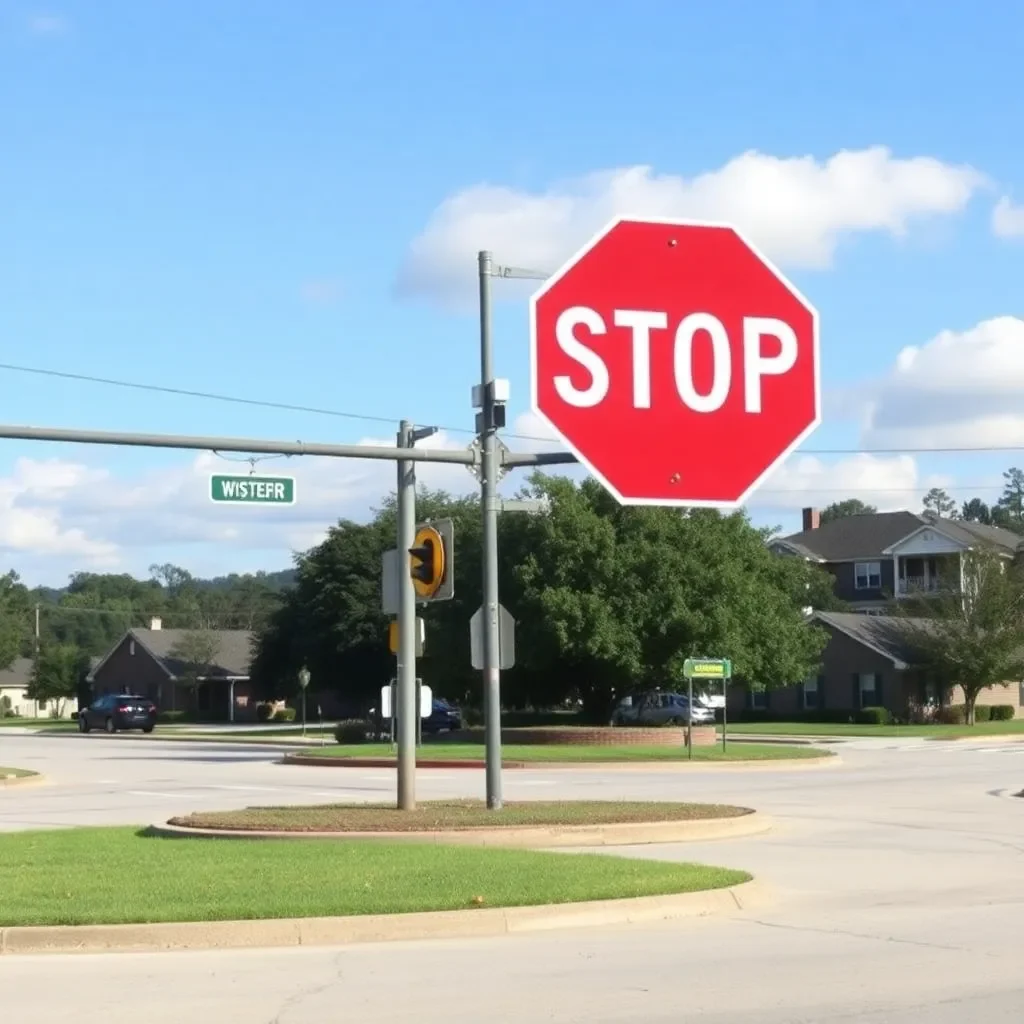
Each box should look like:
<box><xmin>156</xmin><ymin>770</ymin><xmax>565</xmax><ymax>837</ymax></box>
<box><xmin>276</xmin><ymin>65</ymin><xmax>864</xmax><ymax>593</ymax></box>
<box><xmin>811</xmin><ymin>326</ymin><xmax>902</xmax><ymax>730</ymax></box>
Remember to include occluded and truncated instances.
<box><xmin>0</xmin><ymin>826</ymin><xmax>749</xmax><ymax>927</ymax></box>
<box><xmin>0</xmin><ymin>719</ymin><xmax>77</xmax><ymax>730</ymax></box>
<box><xmin>0</xmin><ymin>766</ymin><xmax>34</xmax><ymax>778</ymax></box>
<box><xmin>295</xmin><ymin>742</ymin><xmax>827</xmax><ymax>762</ymax></box>
<box><xmin>171</xmin><ymin>799</ymin><xmax>751</xmax><ymax>833</ymax></box>
<box><xmin>724</xmin><ymin>720</ymin><xmax>1024</xmax><ymax>739</ymax></box>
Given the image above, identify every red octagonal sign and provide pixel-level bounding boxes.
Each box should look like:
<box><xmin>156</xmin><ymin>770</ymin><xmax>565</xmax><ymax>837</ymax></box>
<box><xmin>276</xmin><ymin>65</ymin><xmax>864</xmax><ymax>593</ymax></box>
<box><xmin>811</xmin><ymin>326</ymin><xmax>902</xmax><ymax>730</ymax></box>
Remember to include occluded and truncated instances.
<box><xmin>529</xmin><ymin>217</ymin><xmax>820</xmax><ymax>507</ymax></box>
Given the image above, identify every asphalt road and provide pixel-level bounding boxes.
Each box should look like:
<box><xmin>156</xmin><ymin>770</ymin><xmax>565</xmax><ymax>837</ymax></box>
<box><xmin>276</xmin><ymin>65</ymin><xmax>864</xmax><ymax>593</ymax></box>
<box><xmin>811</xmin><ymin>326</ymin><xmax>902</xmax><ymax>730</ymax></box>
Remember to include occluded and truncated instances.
<box><xmin>1</xmin><ymin>732</ymin><xmax>1022</xmax><ymax>1023</ymax></box>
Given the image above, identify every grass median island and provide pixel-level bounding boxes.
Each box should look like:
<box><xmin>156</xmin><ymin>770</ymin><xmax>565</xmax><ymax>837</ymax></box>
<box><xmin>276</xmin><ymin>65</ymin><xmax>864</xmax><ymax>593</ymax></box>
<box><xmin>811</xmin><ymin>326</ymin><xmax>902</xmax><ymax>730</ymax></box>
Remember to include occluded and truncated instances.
<box><xmin>170</xmin><ymin>799</ymin><xmax>752</xmax><ymax>833</ymax></box>
<box><xmin>0</xmin><ymin>826</ymin><xmax>750</xmax><ymax>927</ymax></box>
<box><xmin>293</xmin><ymin>742</ymin><xmax>827</xmax><ymax>763</ymax></box>
<box><xmin>0</xmin><ymin>767</ymin><xmax>35</xmax><ymax>778</ymax></box>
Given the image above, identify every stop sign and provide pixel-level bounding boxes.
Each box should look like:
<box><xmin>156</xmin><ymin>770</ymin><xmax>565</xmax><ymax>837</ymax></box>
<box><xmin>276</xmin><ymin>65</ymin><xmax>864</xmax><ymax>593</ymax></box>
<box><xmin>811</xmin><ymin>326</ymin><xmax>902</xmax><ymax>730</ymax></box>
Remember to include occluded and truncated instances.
<box><xmin>529</xmin><ymin>217</ymin><xmax>820</xmax><ymax>506</ymax></box>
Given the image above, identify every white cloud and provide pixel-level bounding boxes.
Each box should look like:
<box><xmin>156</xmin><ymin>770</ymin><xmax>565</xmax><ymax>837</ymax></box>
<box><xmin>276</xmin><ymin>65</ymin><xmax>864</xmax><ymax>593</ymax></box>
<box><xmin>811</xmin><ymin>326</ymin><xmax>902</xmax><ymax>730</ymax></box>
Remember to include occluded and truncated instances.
<box><xmin>862</xmin><ymin>316</ymin><xmax>1024</xmax><ymax>449</ymax></box>
<box><xmin>28</xmin><ymin>14</ymin><xmax>69</xmax><ymax>34</ymax></box>
<box><xmin>992</xmin><ymin>196</ymin><xmax>1024</xmax><ymax>238</ymax></box>
<box><xmin>398</xmin><ymin>147</ymin><xmax>987</xmax><ymax>308</ymax></box>
<box><xmin>0</xmin><ymin>432</ymin><xmax>484</xmax><ymax>584</ymax></box>
<box><xmin>750</xmin><ymin>452</ymin><xmax>952</xmax><ymax>513</ymax></box>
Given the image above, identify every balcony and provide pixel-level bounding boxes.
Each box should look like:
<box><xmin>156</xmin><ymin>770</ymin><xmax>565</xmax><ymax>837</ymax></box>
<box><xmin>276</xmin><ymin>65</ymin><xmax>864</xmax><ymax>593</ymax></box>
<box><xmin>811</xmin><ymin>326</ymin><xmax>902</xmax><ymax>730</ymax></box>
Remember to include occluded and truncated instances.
<box><xmin>896</xmin><ymin>575</ymin><xmax>946</xmax><ymax>596</ymax></box>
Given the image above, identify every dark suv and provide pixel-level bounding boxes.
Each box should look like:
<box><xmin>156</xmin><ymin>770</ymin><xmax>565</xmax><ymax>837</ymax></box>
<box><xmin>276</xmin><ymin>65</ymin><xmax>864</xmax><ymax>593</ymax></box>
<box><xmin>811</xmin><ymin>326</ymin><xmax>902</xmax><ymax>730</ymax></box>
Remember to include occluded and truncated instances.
<box><xmin>79</xmin><ymin>694</ymin><xmax>157</xmax><ymax>734</ymax></box>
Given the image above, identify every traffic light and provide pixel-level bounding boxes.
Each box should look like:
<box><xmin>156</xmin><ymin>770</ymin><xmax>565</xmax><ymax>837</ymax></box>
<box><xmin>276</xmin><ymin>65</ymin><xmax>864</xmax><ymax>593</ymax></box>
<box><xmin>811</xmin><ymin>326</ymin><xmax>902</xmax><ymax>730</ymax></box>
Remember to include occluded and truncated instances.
<box><xmin>408</xmin><ymin>519</ymin><xmax>454</xmax><ymax>601</ymax></box>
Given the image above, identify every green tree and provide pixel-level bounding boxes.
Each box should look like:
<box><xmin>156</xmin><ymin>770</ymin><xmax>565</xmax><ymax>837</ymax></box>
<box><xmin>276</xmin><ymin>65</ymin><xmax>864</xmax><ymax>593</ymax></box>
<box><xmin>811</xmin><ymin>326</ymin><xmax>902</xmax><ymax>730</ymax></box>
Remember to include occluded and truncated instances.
<box><xmin>893</xmin><ymin>546</ymin><xmax>1024</xmax><ymax>725</ymax></box>
<box><xmin>168</xmin><ymin>630</ymin><xmax>221</xmax><ymax>691</ymax></box>
<box><xmin>512</xmin><ymin>477</ymin><xmax>829</xmax><ymax>719</ymax></box>
<box><xmin>0</xmin><ymin>571</ymin><xmax>31</xmax><ymax>668</ymax></box>
<box><xmin>961</xmin><ymin>497</ymin><xmax>993</xmax><ymax>524</ymax></box>
<box><xmin>819</xmin><ymin>499</ymin><xmax>878</xmax><ymax>526</ymax></box>
<box><xmin>27</xmin><ymin>644</ymin><xmax>89</xmax><ymax>717</ymax></box>
<box><xmin>996</xmin><ymin>468</ymin><xmax>1024</xmax><ymax>532</ymax></box>
<box><xmin>922</xmin><ymin>487</ymin><xmax>958</xmax><ymax>518</ymax></box>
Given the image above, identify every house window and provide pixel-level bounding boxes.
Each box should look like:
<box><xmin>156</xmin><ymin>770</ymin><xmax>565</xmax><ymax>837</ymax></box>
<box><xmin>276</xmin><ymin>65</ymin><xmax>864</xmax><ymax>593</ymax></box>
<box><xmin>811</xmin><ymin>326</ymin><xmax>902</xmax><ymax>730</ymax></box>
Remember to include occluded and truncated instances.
<box><xmin>854</xmin><ymin>562</ymin><xmax>881</xmax><ymax>590</ymax></box>
<box><xmin>803</xmin><ymin>676</ymin><xmax>820</xmax><ymax>710</ymax></box>
<box><xmin>858</xmin><ymin>672</ymin><xmax>878</xmax><ymax>707</ymax></box>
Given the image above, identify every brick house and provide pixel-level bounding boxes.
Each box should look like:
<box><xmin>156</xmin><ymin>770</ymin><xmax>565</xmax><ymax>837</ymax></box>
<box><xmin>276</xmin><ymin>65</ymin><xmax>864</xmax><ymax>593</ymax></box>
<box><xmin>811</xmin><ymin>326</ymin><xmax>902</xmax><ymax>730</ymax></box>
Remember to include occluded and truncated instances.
<box><xmin>770</xmin><ymin>507</ymin><xmax>1022</xmax><ymax>613</ymax></box>
<box><xmin>729</xmin><ymin>610</ymin><xmax>1024</xmax><ymax>720</ymax></box>
<box><xmin>88</xmin><ymin>618</ymin><xmax>256</xmax><ymax>721</ymax></box>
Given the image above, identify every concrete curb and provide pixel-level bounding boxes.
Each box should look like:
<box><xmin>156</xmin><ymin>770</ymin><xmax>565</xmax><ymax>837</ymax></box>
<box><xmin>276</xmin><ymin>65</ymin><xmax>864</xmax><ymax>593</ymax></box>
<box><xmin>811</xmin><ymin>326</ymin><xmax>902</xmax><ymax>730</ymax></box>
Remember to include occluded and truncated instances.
<box><xmin>281</xmin><ymin>753</ymin><xmax>838</xmax><ymax>772</ymax></box>
<box><xmin>0</xmin><ymin>771</ymin><xmax>43</xmax><ymax>789</ymax></box>
<box><xmin>0</xmin><ymin>879</ymin><xmax>767</xmax><ymax>957</ymax></box>
<box><xmin>927</xmin><ymin>732</ymin><xmax>1024</xmax><ymax>744</ymax></box>
<box><xmin>149</xmin><ymin>810</ymin><xmax>772</xmax><ymax>847</ymax></box>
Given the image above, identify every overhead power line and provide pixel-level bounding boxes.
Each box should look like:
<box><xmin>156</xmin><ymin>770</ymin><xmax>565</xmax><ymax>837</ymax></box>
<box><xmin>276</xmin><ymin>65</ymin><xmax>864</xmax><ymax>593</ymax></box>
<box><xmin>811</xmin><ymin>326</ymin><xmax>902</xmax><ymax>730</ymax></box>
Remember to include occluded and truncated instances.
<box><xmin>2</xmin><ymin>360</ymin><xmax>1024</xmax><ymax>457</ymax></box>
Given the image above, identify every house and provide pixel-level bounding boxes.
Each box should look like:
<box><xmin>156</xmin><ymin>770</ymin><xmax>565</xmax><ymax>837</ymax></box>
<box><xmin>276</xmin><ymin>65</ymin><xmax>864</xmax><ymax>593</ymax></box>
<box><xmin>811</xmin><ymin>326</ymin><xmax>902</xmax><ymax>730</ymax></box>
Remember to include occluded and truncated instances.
<box><xmin>771</xmin><ymin>508</ymin><xmax>1023</xmax><ymax>612</ymax></box>
<box><xmin>0</xmin><ymin>658</ymin><xmax>79</xmax><ymax>719</ymax></box>
<box><xmin>729</xmin><ymin>611</ymin><xmax>1024</xmax><ymax>720</ymax></box>
<box><xmin>88</xmin><ymin>618</ymin><xmax>256</xmax><ymax>721</ymax></box>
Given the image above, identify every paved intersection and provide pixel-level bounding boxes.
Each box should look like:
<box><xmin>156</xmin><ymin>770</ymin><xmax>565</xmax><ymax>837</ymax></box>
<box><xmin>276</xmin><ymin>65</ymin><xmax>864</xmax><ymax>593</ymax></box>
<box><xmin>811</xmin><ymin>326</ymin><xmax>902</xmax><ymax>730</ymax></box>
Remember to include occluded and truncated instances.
<box><xmin>0</xmin><ymin>731</ymin><xmax>1021</xmax><ymax>1023</ymax></box>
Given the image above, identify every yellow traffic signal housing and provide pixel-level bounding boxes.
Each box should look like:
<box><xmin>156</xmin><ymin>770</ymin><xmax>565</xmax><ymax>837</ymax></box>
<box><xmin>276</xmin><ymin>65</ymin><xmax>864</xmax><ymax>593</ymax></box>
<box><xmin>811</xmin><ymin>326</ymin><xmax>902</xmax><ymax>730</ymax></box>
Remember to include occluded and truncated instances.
<box><xmin>408</xmin><ymin>519</ymin><xmax>454</xmax><ymax>601</ymax></box>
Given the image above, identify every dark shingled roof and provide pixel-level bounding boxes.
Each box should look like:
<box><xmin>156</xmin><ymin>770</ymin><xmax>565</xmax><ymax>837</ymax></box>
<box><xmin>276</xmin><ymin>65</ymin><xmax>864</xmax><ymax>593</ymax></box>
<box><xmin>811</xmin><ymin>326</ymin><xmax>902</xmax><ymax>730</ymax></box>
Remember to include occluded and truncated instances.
<box><xmin>0</xmin><ymin>658</ymin><xmax>34</xmax><ymax>688</ymax></box>
<box><xmin>129</xmin><ymin>628</ymin><xmax>254</xmax><ymax>678</ymax></box>
<box><xmin>812</xmin><ymin>611</ymin><xmax>936</xmax><ymax>668</ymax></box>
<box><xmin>779</xmin><ymin>512</ymin><xmax>1022</xmax><ymax>562</ymax></box>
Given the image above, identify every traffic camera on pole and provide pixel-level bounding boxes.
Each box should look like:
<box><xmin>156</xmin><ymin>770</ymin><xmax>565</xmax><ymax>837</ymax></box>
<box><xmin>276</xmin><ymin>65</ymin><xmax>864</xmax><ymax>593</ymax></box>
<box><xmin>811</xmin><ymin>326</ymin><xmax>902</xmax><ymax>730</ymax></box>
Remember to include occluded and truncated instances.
<box><xmin>408</xmin><ymin>519</ymin><xmax>454</xmax><ymax>601</ymax></box>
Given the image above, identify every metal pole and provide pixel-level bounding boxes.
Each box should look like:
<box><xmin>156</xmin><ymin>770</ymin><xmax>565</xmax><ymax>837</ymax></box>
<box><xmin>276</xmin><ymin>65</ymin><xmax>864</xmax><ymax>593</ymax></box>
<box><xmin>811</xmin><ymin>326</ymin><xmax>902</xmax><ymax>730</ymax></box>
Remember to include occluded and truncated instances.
<box><xmin>301</xmin><ymin>689</ymin><xmax>307</xmax><ymax>737</ymax></box>
<box><xmin>722</xmin><ymin>676</ymin><xmax>728</xmax><ymax>753</ymax></box>
<box><xmin>687</xmin><ymin>675</ymin><xmax>694</xmax><ymax>760</ymax></box>
<box><xmin>34</xmin><ymin>604</ymin><xmax>40</xmax><ymax>655</ymax></box>
<box><xmin>0</xmin><ymin>423</ymin><xmax>475</xmax><ymax>464</ymax></box>
<box><xmin>478</xmin><ymin>250</ymin><xmax>503</xmax><ymax>810</ymax></box>
<box><xmin>396</xmin><ymin>421</ymin><xmax>417</xmax><ymax>811</ymax></box>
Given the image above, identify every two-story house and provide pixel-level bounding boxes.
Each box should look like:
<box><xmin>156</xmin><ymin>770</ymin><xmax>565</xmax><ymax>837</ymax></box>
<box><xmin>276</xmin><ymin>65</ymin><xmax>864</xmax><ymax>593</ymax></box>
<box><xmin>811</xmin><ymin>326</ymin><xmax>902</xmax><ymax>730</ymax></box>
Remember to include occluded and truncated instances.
<box><xmin>770</xmin><ymin>507</ymin><xmax>1023</xmax><ymax>612</ymax></box>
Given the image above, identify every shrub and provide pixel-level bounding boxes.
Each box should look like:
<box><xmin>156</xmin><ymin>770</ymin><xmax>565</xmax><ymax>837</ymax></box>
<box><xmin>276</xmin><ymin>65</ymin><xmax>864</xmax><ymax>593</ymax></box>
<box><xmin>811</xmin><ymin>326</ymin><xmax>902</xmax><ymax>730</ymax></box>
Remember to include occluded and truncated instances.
<box><xmin>936</xmin><ymin>704</ymin><xmax>966</xmax><ymax>725</ymax></box>
<box><xmin>974</xmin><ymin>705</ymin><xmax>993</xmax><ymax>723</ymax></box>
<box><xmin>272</xmin><ymin>707</ymin><xmax>297</xmax><ymax>722</ymax></box>
<box><xmin>856</xmin><ymin>706</ymin><xmax>892</xmax><ymax>726</ymax></box>
<box><xmin>334</xmin><ymin>719</ymin><xmax>371</xmax><ymax>744</ymax></box>
<box><xmin>255</xmin><ymin>702</ymin><xmax>275</xmax><ymax>722</ymax></box>
<box><xmin>990</xmin><ymin>705</ymin><xmax>1017</xmax><ymax>722</ymax></box>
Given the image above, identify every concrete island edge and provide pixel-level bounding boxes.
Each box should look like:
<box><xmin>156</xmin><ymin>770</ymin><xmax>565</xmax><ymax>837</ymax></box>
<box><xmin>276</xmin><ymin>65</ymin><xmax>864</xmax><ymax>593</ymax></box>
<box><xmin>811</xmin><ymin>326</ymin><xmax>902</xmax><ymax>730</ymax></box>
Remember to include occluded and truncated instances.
<box><xmin>149</xmin><ymin>809</ymin><xmax>773</xmax><ymax>847</ymax></box>
<box><xmin>0</xmin><ymin>879</ymin><xmax>769</xmax><ymax>957</ymax></box>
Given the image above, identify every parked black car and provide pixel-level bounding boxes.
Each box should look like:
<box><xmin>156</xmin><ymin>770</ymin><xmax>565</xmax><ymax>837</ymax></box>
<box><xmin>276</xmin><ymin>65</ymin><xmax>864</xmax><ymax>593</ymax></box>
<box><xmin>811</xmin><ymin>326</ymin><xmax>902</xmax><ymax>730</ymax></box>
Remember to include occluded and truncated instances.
<box><xmin>79</xmin><ymin>694</ymin><xmax>157</xmax><ymax>734</ymax></box>
<box><xmin>424</xmin><ymin>698</ymin><xmax>462</xmax><ymax>735</ymax></box>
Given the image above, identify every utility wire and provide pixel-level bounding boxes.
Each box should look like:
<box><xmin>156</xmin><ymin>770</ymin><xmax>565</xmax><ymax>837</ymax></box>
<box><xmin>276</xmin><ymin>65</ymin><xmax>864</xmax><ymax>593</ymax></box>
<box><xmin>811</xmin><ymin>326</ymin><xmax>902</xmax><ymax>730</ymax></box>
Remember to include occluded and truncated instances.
<box><xmin>2</xmin><ymin>359</ymin><xmax>1024</xmax><ymax>456</ymax></box>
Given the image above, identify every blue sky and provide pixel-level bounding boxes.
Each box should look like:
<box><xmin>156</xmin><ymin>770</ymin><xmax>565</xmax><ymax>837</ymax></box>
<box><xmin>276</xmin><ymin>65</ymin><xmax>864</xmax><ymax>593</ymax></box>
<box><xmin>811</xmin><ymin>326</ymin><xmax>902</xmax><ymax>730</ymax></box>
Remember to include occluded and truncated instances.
<box><xmin>2</xmin><ymin>0</ymin><xmax>1024</xmax><ymax>585</ymax></box>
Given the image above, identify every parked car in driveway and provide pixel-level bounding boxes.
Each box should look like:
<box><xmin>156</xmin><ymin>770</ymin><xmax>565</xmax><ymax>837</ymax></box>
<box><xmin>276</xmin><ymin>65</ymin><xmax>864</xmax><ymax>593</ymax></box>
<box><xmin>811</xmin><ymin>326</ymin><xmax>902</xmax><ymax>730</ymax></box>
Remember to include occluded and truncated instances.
<box><xmin>79</xmin><ymin>694</ymin><xmax>157</xmax><ymax>734</ymax></box>
<box><xmin>611</xmin><ymin>691</ymin><xmax>715</xmax><ymax>727</ymax></box>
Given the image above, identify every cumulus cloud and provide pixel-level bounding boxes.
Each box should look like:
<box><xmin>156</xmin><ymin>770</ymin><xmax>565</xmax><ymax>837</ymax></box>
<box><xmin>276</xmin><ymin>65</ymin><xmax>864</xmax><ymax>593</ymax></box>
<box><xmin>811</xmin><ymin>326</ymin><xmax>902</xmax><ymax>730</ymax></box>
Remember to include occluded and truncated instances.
<box><xmin>861</xmin><ymin>316</ymin><xmax>1024</xmax><ymax>449</ymax></box>
<box><xmin>398</xmin><ymin>147</ymin><xmax>986</xmax><ymax>308</ymax></box>
<box><xmin>750</xmin><ymin>452</ymin><xmax>952</xmax><ymax>513</ymax></box>
<box><xmin>992</xmin><ymin>196</ymin><xmax>1024</xmax><ymax>238</ymax></box>
<box><xmin>0</xmin><ymin>431</ymin><xmax>483</xmax><ymax>583</ymax></box>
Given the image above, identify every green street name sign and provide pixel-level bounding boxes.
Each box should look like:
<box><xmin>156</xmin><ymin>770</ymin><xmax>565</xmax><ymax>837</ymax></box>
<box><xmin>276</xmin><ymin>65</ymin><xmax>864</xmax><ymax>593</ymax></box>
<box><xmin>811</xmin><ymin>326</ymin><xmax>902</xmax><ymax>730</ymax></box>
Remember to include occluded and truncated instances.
<box><xmin>210</xmin><ymin>474</ymin><xmax>296</xmax><ymax>505</ymax></box>
<box><xmin>683</xmin><ymin>658</ymin><xmax>732</xmax><ymax>680</ymax></box>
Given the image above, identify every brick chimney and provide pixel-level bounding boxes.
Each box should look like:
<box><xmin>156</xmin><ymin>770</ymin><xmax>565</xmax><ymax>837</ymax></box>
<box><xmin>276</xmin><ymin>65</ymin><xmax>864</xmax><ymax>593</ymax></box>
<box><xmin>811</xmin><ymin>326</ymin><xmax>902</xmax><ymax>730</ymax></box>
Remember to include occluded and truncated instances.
<box><xmin>802</xmin><ymin>507</ymin><xmax>820</xmax><ymax>531</ymax></box>
<box><xmin>150</xmin><ymin>616</ymin><xmax>162</xmax><ymax>631</ymax></box>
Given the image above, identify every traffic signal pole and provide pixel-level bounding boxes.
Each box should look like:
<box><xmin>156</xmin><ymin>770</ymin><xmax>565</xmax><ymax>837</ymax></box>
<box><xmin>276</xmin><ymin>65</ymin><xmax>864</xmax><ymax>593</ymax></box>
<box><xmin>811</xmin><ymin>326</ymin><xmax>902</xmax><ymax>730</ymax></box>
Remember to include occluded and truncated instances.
<box><xmin>478</xmin><ymin>251</ymin><xmax>503</xmax><ymax>810</ymax></box>
<box><xmin>395</xmin><ymin>420</ymin><xmax>418</xmax><ymax>811</ymax></box>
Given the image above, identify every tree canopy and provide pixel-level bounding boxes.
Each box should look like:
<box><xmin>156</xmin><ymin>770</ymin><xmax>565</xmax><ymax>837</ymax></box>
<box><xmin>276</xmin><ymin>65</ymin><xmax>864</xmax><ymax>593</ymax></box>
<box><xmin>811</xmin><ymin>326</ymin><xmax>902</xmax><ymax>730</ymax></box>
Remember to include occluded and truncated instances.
<box><xmin>893</xmin><ymin>545</ymin><xmax>1024</xmax><ymax>724</ymax></box>
<box><xmin>819</xmin><ymin>499</ymin><xmax>878</xmax><ymax>525</ymax></box>
<box><xmin>252</xmin><ymin>474</ymin><xmax>832</xmax><ymax>720</ymax></box>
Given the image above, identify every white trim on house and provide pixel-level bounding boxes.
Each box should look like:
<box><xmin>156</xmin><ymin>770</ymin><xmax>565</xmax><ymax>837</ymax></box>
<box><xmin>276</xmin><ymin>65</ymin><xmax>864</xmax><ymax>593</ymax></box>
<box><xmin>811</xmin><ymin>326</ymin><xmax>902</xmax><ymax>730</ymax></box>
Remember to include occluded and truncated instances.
<box><xmin>881</xmin><ymin>523</ymin><xmax>967</xmax><ymax>556</ymax></box>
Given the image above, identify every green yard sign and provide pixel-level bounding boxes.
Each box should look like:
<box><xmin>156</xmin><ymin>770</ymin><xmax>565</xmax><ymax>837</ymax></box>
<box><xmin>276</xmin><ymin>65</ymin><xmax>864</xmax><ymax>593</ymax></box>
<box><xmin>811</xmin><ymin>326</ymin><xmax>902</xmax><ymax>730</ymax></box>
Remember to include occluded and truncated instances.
<box><xmin>683</xmin><ymin>658</ymin><xmax>732</xmax><ymax>680</ymax></box>
<box><xmin>210</xmin><ymin>474</ymin><xmax>296</xmax><ymax>505</ymax></box>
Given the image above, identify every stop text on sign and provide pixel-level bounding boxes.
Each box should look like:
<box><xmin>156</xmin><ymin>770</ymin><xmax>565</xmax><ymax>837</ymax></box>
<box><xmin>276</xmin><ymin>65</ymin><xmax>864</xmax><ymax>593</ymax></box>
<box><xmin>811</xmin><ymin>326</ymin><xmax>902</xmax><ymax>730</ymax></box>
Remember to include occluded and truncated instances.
<box><xmin>554</xmin><ymin>306</ymin><xmax>797</xmax><ymax>414</ymax></box>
